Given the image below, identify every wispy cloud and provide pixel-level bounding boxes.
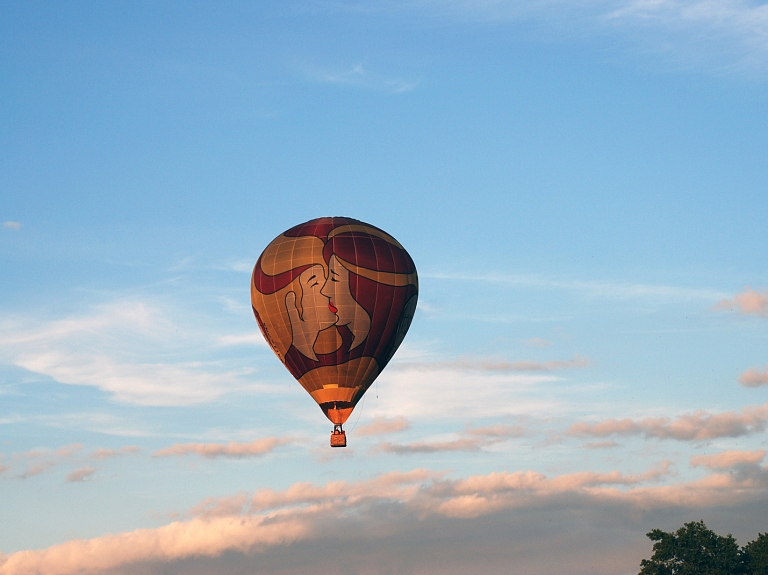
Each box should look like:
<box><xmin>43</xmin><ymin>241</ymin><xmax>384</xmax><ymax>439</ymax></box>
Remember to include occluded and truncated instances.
<box><xmin>713</xmin><ymin>287</ymin><xmax>768</xmax><ymax>317</ymax></box>
<box><xmin>371</xmin><ymin>358</ymin><xmax>562</xmax><ymax>420</ymax></box>
<box><xmin>375</xmin><ymin>423</ymin><xmax>525</xmax><ymax>454</ymax></box>
<box><xmin>523</xmin><ymin>337</ymin><xmax>553</xmax><ymax>348</ymax></box>
<box><xmin>376</xmin><ymin>437</ymin><xmax>487</xmax><ymax>454</ymax></box>
<box><xmin>356</xmin><ymin>416</ymin><xmax>411</xmax><ymax>437</ymax></box>
<box><xmin>602</xmin><ymin>0</ymin><xmax>768</xmax><ymax>69</ymax></box>
<box><xmin>217</xmin><ymin>333</ymin><xmax>267</xmax><ymax>347</ymax></box>
<box><xmin>411</xmin><ymin>0</ymin><xmax>768</xmax><ymax>72</ymax></box>
<box><xmin>392</xmin><ymin>355</ymin><xmax>592</xmax><ymax>373</ymax></box>
<box><xmin>690</xmin><ymin>449</ymin><xmax>766</xmax><ymax>470</ymax></box>
<box><xmin>424</xmin><ymin>272</ymin><xmax>727</xmax><ymax>303</ymax></box>
<box><xmin>168</xmin><ymin>256</ymin><xmax>195</xmax><ymax>272</ymax></box>
<box><xmin>25</xmin><ymin>444</ymin><xmax>84</xmax><ymax>459</ymax></box>
<box><xmin>152</xmin><ymin>437</ymin><xmax>291</xmax><ymax>459</ymax></box>
<box><xmin>65</xmin><ymin>467</ymin><xmax>96</xmax><ymax>483</ymax></box>
<box><xmin>0</xmin><ymin>301</ymin><xmax>260</xmax><ymax>406</ymax></box>
<box><xmin>2</xmin><ymin>221</ymin><xmax>21</xmax><ymax>230</ymax></box>
<box><xmin>215</xmin><ymin>259</ymin><xmax>253</xmax><ymax>273</ymax></box>
<box><xmin>14</xmin><ymin>443</ymin><xmax>83</xmax><ymax>480</ymax></box>
<box><xmin>300</xmin><ymin>62</ymin><xmax>420</xmax><ymax>94</ymax></box>
<box><xmin>18</xmin><ymin>462</ymin><xmax>58</xmax><ymax>479</ymax></box>
<box><xmin>739</xmin><ymin>366</ymin><xmax>768</xmax><ymax>388</ymax></box>
<box><xmin>568</xmin><ymin>403</ymin><xmax>768</xmax><ymax>441</ymax></box>
<box><xmin>466</xmin><ymin>423</ymin><xmax>526</xmax><ymax>437</ymax></box>
<box><xmin>583</xmin><ymin>440</ymin><xmax>619</xmax><ymax>449</ymax></box>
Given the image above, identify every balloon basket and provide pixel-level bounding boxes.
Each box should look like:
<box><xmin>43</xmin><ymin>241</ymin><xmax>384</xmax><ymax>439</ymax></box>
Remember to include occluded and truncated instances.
<box><xmin>330</xmin><ymin>425</ymin><xmax>347</xmax><ymax>448</ymax></box>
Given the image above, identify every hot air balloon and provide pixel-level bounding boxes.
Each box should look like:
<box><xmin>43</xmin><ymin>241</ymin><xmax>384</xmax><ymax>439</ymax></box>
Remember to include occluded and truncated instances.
<box><xmin>251</xmin><ymin>217</ymin><xmax>418</xmax><ymax>447</ymax></box>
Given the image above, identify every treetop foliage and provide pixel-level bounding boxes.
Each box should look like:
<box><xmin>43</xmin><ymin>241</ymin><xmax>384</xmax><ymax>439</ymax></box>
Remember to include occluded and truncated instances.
<box><xmin>638</xmin><ymin>521</ymin><xmax>768</xmax><ymax>575</ymax></box>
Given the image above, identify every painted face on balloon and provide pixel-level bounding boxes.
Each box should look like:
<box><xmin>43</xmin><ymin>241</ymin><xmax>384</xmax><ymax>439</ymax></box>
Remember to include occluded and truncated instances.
<box><xmin>285</xmin><ymin>264</ymin><xmax>337</xmax><ymax>360</ymax></box>
<box><xmin>321</xmin><ymin>255</ymin><xmax>371</xmax><ymax>350</ymax></box>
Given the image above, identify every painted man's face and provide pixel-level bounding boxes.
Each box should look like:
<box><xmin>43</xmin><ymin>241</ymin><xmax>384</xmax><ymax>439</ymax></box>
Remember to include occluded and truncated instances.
<box><xmin>299</xmin><ymin>264</ymin><xmax>337</xmax><ymax>329</ymax></box>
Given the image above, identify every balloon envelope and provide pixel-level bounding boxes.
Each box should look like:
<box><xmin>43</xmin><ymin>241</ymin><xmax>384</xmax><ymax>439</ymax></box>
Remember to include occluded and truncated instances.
<box><xmin>251</xmin><ymin>217</ymin><xmax>418</xmax><ymax>425</ymax></box>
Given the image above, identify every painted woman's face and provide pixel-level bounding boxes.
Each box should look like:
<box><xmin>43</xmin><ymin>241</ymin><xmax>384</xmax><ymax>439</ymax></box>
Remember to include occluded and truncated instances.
<box><xmin>298</xmin><ymin>264</ymin><xmax>337</xmax><ymax>329</ymax></box>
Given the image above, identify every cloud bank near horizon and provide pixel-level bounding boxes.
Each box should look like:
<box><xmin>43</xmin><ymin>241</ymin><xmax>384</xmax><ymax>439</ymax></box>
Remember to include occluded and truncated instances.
<box><xmin>3</xmin><ymin>461</ymin><xmax>768</xmax><ymax>575</ymax></box>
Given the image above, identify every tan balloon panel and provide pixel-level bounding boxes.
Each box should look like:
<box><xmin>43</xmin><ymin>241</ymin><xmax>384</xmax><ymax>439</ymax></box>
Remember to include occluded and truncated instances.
<box><xmin>251</xmin><ymin>217</ymin><xmax>418</xmax><ymax>429</ymax></box>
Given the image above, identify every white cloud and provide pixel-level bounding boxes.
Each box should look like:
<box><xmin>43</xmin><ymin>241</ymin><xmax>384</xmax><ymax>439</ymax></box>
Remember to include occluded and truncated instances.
<box><xmin>0</xmin><ymin>301</ymin><xmax>262</xmax><ymax>406</ymax></box>
<box><xmin>2</xmin><ymin>221</ymin><xmax>21</xmax><ymax>230</ymax></box>
<box><xmin>13</xmin><ymin>351</ymin><xmax>244</xmax><ymax>405</ymax></box>
<box><xmin>371</xmin><ymin>360</ymin><xmax>561</xmax><ymax>420</ymax></box>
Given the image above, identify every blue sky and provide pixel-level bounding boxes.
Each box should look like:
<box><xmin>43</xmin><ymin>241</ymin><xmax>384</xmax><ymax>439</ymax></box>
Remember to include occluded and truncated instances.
<box><xmin>2</xmin><ymin>1</ymin><xmax>768</xmax><ymax>573</ymax></box>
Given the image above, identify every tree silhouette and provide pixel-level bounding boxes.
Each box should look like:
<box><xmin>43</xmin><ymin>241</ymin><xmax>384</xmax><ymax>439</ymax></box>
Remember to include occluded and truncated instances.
<box><xmin>743</xmin><ymin>533</ymin><xmax>768</xmax><ymax>575</ymax></box>
<box><xmin>638</xmin><ymin>520</ymin><xmax>743</xmax><ymax>575</ymax></box>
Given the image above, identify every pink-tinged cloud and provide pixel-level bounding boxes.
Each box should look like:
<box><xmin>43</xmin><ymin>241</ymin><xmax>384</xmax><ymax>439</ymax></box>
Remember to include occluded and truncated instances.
<box><xmin>583</xmin><ymin>441</ymin><xmax>619</xmax><ymax>449</ymax></box>
<box><xmin>16</xmin><ymin>443</ymin><xmax>83</xmax><ymax>479</ymax></box>
<box><xmin>356</xmin><ymin>416</ymin><xmax>411</xmax><ymax>437</ymax></box>
<box><xmin>0</xmin><ymin>464</ymin><xmax>8</xmax><ymax>474</ymax></box>
<box><xmin>66</xmin><ymin>467</ymin><xmax>96</xmax><ymax>483</ymax></box>
<box><xmin>91</xmin><ymin>446</ymin><xmax>139</xmax><ymax>459</ymax></box>
<box><xmin>152</xmin><ymin>437</ymin><xmax>290</xmax><ymax>459</ymax></box>
<box><xmin>739</xmin><ymin>367</ymin><xmax>768</xmax><ymax>388</ymax></box>
<box><xmin>22</xmin><ymin>443</ymin><xmax>83</xmax><ymax>459</ymax></box>
<box><xmin>713</xmin><ymin>287</ymin><xmax>768</xmax><ymax>317</ymax></box>
<box><xmin>15</xmin><ymin>443</ymin><xmax>85</xmax><ymax>479</ymax></box>
<box><xmin>690</xmin><ymin>449</ymin><xmax>766</xmax><ymax>469</ymax></box>
<box><xmin>251</xmin><ymin>469</ymin><xmax>441</xmax><ymax>511</ymax></box>
<box><xmin>4</xmin><ymin>464</ymin><xmax>768</xmax><ymax>575</ymax></box>
<box><xmin>0</xmin><ymin>513</ymin><xmax>309</xmax><ymax>575</ymax></box>
<box><xmin>18</xmin><ymin>462</ymin><xmax>57</xmax><ymax>479</ymax></box>
<box><xmin>2</xmin><ymin>221</ymin><xmax>21</xmax><ymax>230</ymax></box>
<box><xmin>568</xmin><ymin>403</ymin><xmax>768</xmax><ymax>441</ymax></box>
<box><xmin>188</xmin><ymin>492</ymin><xmax>249</xmax><ymax>519</ymax></box>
